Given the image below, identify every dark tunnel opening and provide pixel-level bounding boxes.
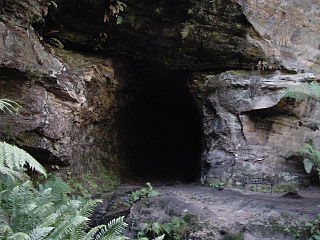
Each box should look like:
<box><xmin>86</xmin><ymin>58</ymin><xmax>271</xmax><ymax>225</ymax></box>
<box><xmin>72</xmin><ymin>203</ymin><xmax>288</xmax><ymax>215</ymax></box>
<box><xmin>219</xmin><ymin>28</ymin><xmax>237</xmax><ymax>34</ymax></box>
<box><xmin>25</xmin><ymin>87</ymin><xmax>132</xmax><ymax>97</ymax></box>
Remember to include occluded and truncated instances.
<box><xmin>120</xmin><ymin>66</ymin><xmax>203</xmax><ymax>182</ymax></box>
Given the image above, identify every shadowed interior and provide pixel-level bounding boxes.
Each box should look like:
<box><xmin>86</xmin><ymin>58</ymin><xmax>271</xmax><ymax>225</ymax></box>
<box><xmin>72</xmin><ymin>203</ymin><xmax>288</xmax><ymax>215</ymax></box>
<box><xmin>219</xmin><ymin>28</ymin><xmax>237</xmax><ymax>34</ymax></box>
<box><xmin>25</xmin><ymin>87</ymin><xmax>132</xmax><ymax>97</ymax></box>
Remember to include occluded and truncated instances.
<box><xmin>121</xmin><ymin>67</ymin><xmax>202</xmax><ymax>182</ymax></box>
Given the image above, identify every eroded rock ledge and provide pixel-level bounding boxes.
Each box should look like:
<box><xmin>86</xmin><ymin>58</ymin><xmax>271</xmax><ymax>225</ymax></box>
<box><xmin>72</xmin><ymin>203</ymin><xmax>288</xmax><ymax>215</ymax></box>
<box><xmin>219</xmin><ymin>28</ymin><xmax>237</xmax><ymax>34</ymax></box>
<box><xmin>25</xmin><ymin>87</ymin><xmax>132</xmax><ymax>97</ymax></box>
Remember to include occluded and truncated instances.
<box><xmin>0</xmin><ymin>0</ymin><xmax>320</xmax><ymax>191</ymax></box>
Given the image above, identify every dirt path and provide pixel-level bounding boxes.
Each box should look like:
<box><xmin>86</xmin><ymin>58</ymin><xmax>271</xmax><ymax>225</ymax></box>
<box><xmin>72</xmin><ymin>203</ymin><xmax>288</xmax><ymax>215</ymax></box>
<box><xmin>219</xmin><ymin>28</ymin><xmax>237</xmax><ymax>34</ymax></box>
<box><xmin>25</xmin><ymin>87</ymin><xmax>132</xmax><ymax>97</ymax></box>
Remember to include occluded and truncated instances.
<box><xmin>129</xmin><ymin>184</ymin><xmax>320</xmax><ymax>240</ymax></box>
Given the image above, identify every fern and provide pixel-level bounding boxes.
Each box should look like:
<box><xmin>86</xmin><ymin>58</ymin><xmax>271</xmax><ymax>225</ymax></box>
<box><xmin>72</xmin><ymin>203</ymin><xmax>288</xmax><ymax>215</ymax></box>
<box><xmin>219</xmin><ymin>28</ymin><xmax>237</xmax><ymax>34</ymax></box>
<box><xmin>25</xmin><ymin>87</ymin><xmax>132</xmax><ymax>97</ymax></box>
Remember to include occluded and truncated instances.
<box><xmin>0</xmin><ymin>99</ymin><xmax>22</xmax><ymax>114</ymax></box>
<box><xmin>0</xmin><ymin>142</ymin><xmax>47</xmax><ymax>178</ymax></box>
<box><xmin>0</xmin><ymin>98</ymin><xmax>128</xmax><ymax>240</ymax></box>
<box><xmin>283</xmin><ymin>82</ymin><xmax>320</xmax><ymax>101</ymax></box>
<box><xmin>95</xmin><ymin>216</ymin><xmax>128</xmax><ymax>240</ymax></box>
<box><xmin>300</xmin><ymin>143</ymin><xmax>320</xmax><ymax>175</ymax></box>
<box><xmin>28</xmin><ymin>226</ymin><xmax>54</xmax><ymax>240</ymax></box>
<box><xmin>0</xmin><ymin>178</ymin><xmax>129</xmax><ymax>240</ymax></box>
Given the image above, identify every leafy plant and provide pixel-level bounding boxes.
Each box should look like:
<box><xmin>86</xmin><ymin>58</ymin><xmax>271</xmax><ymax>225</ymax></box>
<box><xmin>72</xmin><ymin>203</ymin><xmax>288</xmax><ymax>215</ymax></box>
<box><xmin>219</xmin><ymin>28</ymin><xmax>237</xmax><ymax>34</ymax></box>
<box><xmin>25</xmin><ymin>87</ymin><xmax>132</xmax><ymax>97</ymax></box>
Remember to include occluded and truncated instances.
<box><xmin>0</xmin><ymin>99</ymin><xmax>128</xmax><ymax>240</ymax></box>
<box><xmin>103</xmin><ymin>0</ymin><xmax>127</xmax><ymax>23</ymax></box>
<box><xmin>282</xmin><ymin>82</ymin><xmax>320</xmax><ymax>178</ymax></box>
<box><xmin>284</xmin><ymin>209</ymin><xmax>320</xmax><ymax>239</ymax></box>
<box><xmin>137</xmin><ymin>235</ymin><xmax>165</xmax><ymax>240</ymax></box>
<box><xmin>300</xmin><ymin>143</ymin><xmax>320</xmax><ymax>177</ymax></box>
<box><xmin>0</xmin><ymin>174</ymin><xmax>128</xmax><ymax>240</ymax></box>
<box><xmin>129</xmin><ymin>183</ymin><xmax>160</xmax><ymax>203</ymax></box>
<box><xmin>46</xmin><ymin>0</ymin><xmax>58</xmax><ymax>9</ymax></box>
<box><xmin>209</xmin><ymin>181</ymin><xmax>225</xmax><ymax>189</ymax></box>
<box><xmin>305</xmin><ymin>215</ymin><xmax>320</xmax><ymax>240</ymax></box>
<box><xmin>138</xmin><ymin>217</ymin><xmax>187</xmax><ymax>240</ymax></box>
<box><xmin>0</xmin><ymin>99</ymin><xmax>22</xmax><ymax>114</ymax></box>
<box><xmin>0</xmin><ymin>141</ymin><xmax>47</xmax><ymax>179</ymax></box>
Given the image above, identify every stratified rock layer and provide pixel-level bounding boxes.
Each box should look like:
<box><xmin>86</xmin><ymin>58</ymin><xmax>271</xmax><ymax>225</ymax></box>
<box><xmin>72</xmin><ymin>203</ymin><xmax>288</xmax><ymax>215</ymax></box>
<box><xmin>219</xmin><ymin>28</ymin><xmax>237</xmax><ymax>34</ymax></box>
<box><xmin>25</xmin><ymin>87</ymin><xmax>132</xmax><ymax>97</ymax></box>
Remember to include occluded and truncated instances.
<box><xmin>234</xmin><ymin>0</ymin><xmax>320</xmax><ymax>73</ymax></box>
<box><xmin>191</xmin><ymin>70</ymin><xmax>320</xmax><ymax>188</ymax></box>
<box><xmin>1</xmin><ymin>0</ymin><xmax>320</xmax><ymax>190</ymax></box>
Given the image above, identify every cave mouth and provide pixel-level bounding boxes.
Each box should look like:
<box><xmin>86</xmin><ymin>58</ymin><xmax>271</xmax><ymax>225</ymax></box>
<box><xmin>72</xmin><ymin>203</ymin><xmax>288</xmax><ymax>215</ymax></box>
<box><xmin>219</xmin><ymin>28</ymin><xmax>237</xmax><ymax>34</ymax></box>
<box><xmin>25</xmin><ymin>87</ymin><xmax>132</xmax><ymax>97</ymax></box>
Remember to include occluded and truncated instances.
<box><xmin>121</xmin><ymin>66</ymin><xmax>202</xmax><ymax>183</ymax></box>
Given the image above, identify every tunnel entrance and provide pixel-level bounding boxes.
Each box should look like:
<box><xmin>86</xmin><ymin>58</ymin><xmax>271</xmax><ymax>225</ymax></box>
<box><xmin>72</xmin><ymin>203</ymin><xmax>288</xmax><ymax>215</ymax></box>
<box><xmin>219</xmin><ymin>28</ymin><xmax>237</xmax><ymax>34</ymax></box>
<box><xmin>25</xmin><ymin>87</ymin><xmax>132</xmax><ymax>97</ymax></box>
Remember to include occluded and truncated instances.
<box><xmin>121</xmin><ymin>66</ymin><xmax>202</xmax><ymax>182</ymax></box>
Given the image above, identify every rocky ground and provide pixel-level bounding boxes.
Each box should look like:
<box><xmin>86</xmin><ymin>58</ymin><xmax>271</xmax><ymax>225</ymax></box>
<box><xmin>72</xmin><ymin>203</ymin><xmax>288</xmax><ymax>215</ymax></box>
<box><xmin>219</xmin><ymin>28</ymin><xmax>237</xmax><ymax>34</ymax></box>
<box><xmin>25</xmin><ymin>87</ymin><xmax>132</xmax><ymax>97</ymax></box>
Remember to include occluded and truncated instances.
<box><xmin>91</xmin><ymin>184</ymin><xmax>320</xmax><ymax>240</ymax></box>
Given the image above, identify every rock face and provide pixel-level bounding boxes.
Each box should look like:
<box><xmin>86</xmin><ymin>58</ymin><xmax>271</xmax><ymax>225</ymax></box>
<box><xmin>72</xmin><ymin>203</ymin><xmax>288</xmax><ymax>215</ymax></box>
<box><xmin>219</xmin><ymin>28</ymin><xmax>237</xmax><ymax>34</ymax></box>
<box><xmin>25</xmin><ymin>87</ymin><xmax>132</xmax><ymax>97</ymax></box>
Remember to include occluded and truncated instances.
<box><xmin>191</xmin><ymin>70</ymin><xmax>320</xmax><ymax>188</ymax></box>
<box><xmin>1</xmin><ymin>0</ymin><xmax>320</xmax><ymax>190</ymax></box>
<box><xmin>0</xmin><ymin>3</ymin><xmax>124</xmax><ymax>185</ymax></box>
<box><xmin>234</xmin><ymin>0</ymin><xmax>320</xmax><ymax>73</ymax></box>
<box><xmin>48</xmin><ymin>0</ymin><xmax>265</xmax><ymax>70</ymax></box>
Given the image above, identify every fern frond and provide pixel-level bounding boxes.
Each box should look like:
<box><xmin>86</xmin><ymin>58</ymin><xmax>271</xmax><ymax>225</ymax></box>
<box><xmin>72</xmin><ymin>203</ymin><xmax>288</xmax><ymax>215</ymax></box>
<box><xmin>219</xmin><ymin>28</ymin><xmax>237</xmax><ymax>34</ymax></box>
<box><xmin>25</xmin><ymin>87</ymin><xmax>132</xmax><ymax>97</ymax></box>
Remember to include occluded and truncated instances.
<box><xmin>0</xmin><ymin>165</ymin><xmax>26</xmax><ymax>180</ymax></box>
<box><xmin>80</xmin><ymin>225</ymin><xmax>106</xmax><ymax>240</ymax></box>
<box><xmin>47</xmin><ymin>215</ymin><xmax>89</xmax><ymax>240</ymax></box>
<box><xmin>0</xmin><ymin>224</ymin><xmax>13</xmax><ymax>237</ymax></box>
<box><xmin>28</xmin><ymin>227</ymin><xmax>54</xmax><ymax>240</ymax></box>
<box><xmin>7</xmin><ymin>232</ymin><xmax>30</xmax><ymax>240</ymax></box>
<box><xmin>283</xmin><ymin>82</ymin><xmax>320</xmax><ymax>101</ymax></box>
<box><xmin>0</xmin><ymin>99</ymin><xmax>22</xmax><ymax>113</ymax></box>
<box><xmin>0</xmin><ymin>142</ymin><xmax>46</xmax><ymax>177</ymax></box>
<box><xmin>79</xmin><ymin>199</ymin><xmax>102</xmax><ymax>217</ymax></box>
<box><xmin>40</xmin><ymin>177</ymin><xmax>72</xmax><ymax>205</ymax></box>
<box><xmin>32</xmin><ymin>202</ymin><xmax>54</xmax><ymax>218</ymax></box>
<box><xmin>39</xmin><ymin>200</ymin><xmax>82</xmax><ymax>228</ymax></box>
<box><xmin>95</xmin><ymin>216</ymin><xmax>128</xmax><ymax>240</ymax></box>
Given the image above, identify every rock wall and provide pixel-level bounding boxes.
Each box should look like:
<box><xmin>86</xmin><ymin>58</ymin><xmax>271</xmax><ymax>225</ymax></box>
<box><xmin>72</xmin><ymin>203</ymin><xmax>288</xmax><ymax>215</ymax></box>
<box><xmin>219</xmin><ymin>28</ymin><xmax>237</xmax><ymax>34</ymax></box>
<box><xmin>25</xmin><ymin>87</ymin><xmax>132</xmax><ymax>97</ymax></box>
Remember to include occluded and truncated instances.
<box><xmin>1</xmin><ymin>0</ymin><xmax>320</xmax><ymax>189</ymax></box>
<box><xmin>0</xmin><ymin>3</ymin><xmax>124</xmax><ymax>188</ymax></box>
<box><xmin>234</xmin><ymin>0</ymin><xmax>320</xmax><ymax>73</ymax></box>
<box><xmin>191</xmin><ymin>71</ymin><xmax>320</xmax><ymax>189</ymax></box>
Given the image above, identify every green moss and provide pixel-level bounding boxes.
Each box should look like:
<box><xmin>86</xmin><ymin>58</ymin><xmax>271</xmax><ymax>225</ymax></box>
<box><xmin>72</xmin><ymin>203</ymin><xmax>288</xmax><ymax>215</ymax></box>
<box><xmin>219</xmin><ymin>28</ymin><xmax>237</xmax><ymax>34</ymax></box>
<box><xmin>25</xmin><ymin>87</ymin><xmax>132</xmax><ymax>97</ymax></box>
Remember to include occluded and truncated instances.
<box><xmin>54</xmin><ymin>48</ymin><xmax>107</xmax><ymax>70</ymax></box>
<box><xmin>272</xmin><ymin>184</ymin><xmax>299</xmax><ymax>193</ymax></box>
<box><xmin>227</xmin><ymin>70</ymin><xmax>252</xmax><ymax>75</ymax></box>
<box><xmin>225</xmin><ymin>232</ymin><xmax>244</xmax><ymax>240</ymax></box>
<box><xmin>65</xmin><ymin>168</ymin><xmax>120</xmax><ymax>197</ymax></box>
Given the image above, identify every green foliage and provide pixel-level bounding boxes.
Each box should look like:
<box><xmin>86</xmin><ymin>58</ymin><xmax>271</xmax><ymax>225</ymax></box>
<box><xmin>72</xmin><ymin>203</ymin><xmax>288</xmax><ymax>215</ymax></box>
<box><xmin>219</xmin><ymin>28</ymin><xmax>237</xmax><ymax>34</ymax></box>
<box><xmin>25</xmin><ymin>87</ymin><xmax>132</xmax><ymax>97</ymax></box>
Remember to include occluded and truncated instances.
<box><xmin>283</xmin><ymin>210</ymin><xmax>320</xmax><ymax>239</ymax></box>
<box><xmin>0</xmin><ymin>175</ymin><xmax>128</xmax><ymax>240</ymax></box>
<box><xmin>0</xmin><ymin>141</ymin><xmax>47</xmax><ymax>179</ymax></box>
<box><xmin>0</xmin><ymin>99</ymin><xmax>22</xmax><ymax>114</ymax></box>
<box><xmin>305</xmin><ymin>216</ymin><xmax>320</xmax><ymax>240</ymax></box>
<box><xmin>138</xmin><ymin>217</ymin><xmax>187</xmax><ymax>240</ymax></box>
<box><xmin>129</xmin><ymin>183</ymin><xmax>160</xmax><ymax>203</ymax></box>
<box><xmin>282</xmin><ymin>82</ymin><xmax>320</xmax><ymax>179</ymax></box>
<box><xmin>46</xmin><ymin>1</ymin><xmax>58</xmax><ymax>9</ymax></box>
<box><xmin>300</xmin><ymin>143</ymin><xmax>320</xmax><ymax>177</ymax></box>
<box><xmin>137</xmin><ymin>235</ymin><xmax>165</xmax><ymax>240</ymax></box>
<box><xmin>282</xmin><ymin>82</ymin><xmax>320</xmax><ymax>102</ymax></box>
<box><xmin>49</xmin><ymin>38</ymin><xmax>64</xmax><ymax>49</ymax></box>
<box><xmin>225</xmin><ymin>232</ymin><xmax>244</xmax><ymax>240</ymax></box>
<box><xmin>0</xmin><ymin>99</ymin><xmax>128</xmax><ymax>239</ymax></box>
<box><xmin>103</xmin><ymin>0</ymin><xmax>127</xmax><ymax>23</ymax></box>
<box><xmin>209</xmin><ymin>181</ymin><xmax>226</xmax><ymax>189</ymax></box>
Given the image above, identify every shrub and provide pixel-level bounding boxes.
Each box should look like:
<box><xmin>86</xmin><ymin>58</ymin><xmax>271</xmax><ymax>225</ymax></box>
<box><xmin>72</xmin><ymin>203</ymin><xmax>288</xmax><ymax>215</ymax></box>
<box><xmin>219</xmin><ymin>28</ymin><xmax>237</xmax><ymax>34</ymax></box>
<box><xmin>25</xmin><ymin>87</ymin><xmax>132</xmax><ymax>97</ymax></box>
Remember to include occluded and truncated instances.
<box><xmin>129</xmin><ymin>183</ymin><xmax>160</xmax><ymax>203</ymax></box>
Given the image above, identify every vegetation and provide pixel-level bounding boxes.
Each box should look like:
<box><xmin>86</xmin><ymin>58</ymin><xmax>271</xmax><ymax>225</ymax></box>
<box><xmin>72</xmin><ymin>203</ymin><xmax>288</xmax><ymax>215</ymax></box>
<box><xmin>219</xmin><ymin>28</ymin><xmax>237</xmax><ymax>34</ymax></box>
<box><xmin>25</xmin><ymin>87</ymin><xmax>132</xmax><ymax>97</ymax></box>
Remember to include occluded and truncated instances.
<box><xmin>281</xmin><ymin>84</ymin><xmax>320</xmax><ymax>239</ymax></box>
<box><xmin>300</xmin><ymin>143</ymin><xmax>320</xmax><ymax>178</ymax></box>
<box><xmin>0</xmin><ymin>176</ymin><xmax>128</xmax><ymax>239</ymax></box>
<box><xmin>283</xmin><ymin>82</ymin><xmax>320</xmax><ymax>101</ymax></box>
<box><xmin>137</xmin><ymin>218</ymin><xmax>187</xmax><ymax>240</ymax></box>
<box><xmin>0</xmin><ymin>99</ymin><xmax>128</xmax><ymax>239</ymax></box>
<box><xmin>283</xmin><ymin>214</ymin><xmax>320</xmax><ymax>240</ymax></box>
<box><xmin>282</xmin><ymin>82</ymin><xmax>320</xmax><ymax>178</ymax></box>
<box><xmin>0</xmin><ymin>99</ymin><xmax>22</xmax><ymax>114</ymax></box>
<box><xmin>104</xmin><ymin>0</ymin><xmax>127</xmax><ymax>23</ymax></box>
<box><xmin>129</xmin><ymin>183</ymin><xmax>160</xmax><ymax>203</ymax></box>
<box><xmin>209</xmin><ymin>180</ymin><xmax>226</xmax><ymax>189</ymax></box>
